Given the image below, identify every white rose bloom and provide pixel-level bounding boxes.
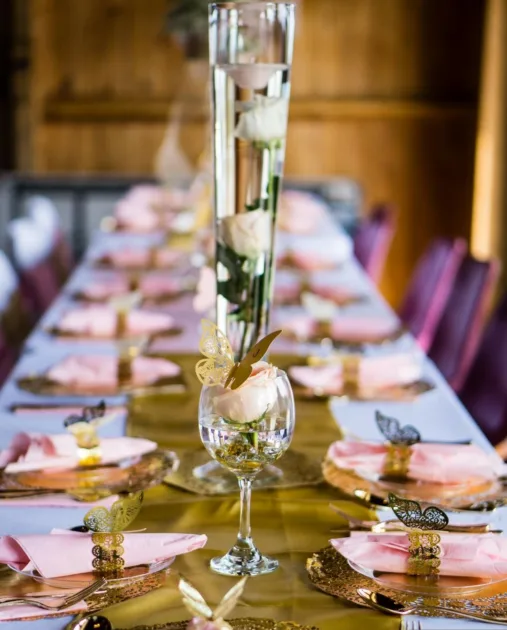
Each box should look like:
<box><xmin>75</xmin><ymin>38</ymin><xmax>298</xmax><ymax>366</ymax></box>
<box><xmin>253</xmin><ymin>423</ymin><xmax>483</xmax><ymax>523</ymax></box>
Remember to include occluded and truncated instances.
<box><xmin>221</xmin><ymin>209</ymin><xmax>271</xmax><ymax>258</ymax></box>
<box><xmin>213</xmin><ymin>361</ymin><xmax>279</xmax><ymax>424</ymax></box>
<box><xmin>235</xmin><ymin>95</ymin><xmax>288</xmax><ymax>144</ymax></box>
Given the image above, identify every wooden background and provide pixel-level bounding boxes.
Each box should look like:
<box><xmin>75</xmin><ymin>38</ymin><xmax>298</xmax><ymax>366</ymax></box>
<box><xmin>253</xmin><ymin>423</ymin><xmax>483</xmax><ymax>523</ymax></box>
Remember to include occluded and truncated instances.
<box><xmin>25</xmin><ymin>0</ymin><xmax>485</xmax><ymax>305</ymax></box>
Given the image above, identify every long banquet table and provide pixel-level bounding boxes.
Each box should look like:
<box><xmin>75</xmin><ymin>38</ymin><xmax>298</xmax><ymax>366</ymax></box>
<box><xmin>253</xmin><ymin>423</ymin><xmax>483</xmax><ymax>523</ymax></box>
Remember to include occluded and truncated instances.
<box><xmin>0</xmin><ymin>209</ymin><xmax>503</xmax><ymax>630</ymax></box>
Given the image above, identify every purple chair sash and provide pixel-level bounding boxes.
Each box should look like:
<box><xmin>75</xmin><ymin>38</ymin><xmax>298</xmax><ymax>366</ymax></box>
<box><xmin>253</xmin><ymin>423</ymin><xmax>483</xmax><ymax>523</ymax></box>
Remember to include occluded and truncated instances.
<box><xmin>353</xmin><ymin>204</ymin><xmax>396</xmax><ymax>284</ymax></box>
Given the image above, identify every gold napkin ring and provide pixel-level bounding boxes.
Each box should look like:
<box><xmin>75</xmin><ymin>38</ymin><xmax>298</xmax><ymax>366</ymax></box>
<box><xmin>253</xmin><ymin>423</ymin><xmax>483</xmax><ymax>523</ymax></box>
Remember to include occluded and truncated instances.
<box><xmin>407</xmin><ymin>530</ymin><xmax>442</xmax><ymax>576</ymax></box>
<box><xmin>91</xmin><ymin>532</ymin><xmax>125</xmax><ymax>577</ymax></box>
<box><xmin>383</xmin><ymin>443</ymin><xmax>412</xmax><ymax>478</ymax></box>
<box><xmin>64</xmin><ymin>402</ymin><xmax>106</xmax><ymax>467</ymax></box>
<box><xmin>342</xmin><ymin>355</ymin><xmax>360</xmax><ymax>396</ymax></box>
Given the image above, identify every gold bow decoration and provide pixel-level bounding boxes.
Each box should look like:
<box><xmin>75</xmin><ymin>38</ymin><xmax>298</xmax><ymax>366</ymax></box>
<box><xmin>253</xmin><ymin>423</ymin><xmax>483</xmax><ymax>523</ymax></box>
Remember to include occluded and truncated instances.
<box><xmin>64</xmin><ymin>401</ymin><xmax>112</xmax><ymax>466</ymax></box>
<box><xmin>180</xmin><ymin>576</ymin><xmax>247</xmax><ymax>630</ymax></box>
<box><xmin>376</xmin><ymin>411</ymin><xmax>421</xmax><ymax>478</ymax></box>
<box><xmin>83</xmin><ymin>492</ymin><xmax>143</xmax><ymax>577</ymax></box>
<box><xmin>388</xmin><ymin>493</ymin><xmax>448</xmax><ymax>576</ymax></box>
<box><xmin>195</xmin><ymin>319</ymin><xmax>281</xmax><ymax>389</ymax></box>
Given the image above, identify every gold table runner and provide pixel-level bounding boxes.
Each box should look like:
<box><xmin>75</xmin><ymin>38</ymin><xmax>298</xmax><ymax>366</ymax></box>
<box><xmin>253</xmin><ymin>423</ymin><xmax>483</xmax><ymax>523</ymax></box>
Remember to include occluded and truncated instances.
<box><xmin>101</xmin><ymin>355</ymin><xmax>397</xmax><ymax>630</ymax></box>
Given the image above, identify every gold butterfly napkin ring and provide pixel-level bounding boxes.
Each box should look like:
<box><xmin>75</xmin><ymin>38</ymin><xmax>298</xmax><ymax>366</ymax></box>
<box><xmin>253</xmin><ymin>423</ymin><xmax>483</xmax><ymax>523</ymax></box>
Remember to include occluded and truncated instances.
<box><xmin>83</xmin><ymin>492</ymin><xmax>143</xmax><ymax>577</ymax></box>
<box><xmin>388</xmin><ymin>493</ymin><xmax>448</xmax><ymax>577</ymax></box>
<box><xmin>341</xmin><ymin>355</ymin><xmax>360</xmax><ymax>396</ymax></box>
<box><xmin>64</xmin><ymin>401</ymin><xmax>106</xmax><ymax>466</ymax></box>
<box><xmin>376</xmin><ymin>411</ymin><xmax>421</xmax><ymax>478</ymax></box>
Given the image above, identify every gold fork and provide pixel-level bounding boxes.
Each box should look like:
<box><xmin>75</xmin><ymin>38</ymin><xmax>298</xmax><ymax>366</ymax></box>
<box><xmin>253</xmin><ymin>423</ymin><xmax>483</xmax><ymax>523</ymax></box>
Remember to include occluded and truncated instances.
<box><xmin>0</xmin><ymin>577</ymin><xmax>106</xmax><ymax>611</ymax></box>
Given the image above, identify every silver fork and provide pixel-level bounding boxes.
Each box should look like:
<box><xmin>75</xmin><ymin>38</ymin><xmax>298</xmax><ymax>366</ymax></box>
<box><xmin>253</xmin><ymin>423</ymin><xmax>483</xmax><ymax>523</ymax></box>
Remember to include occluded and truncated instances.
<box><xmin>402</xmin><ymin>619</ymin><xmax>422</xmax><ymax>630</ymax></box>
<box><xmin>0</xmin><ymin>577</ymin><xmax>106</xmax><ymax>611</ymax></box>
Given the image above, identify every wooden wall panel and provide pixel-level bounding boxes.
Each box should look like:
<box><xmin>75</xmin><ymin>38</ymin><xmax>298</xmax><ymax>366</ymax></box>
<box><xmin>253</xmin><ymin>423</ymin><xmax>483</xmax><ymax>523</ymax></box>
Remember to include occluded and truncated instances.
<box><xmin>25</xmin><ymin>0</ymin><xmax>485</xmax><ymax>305</ymax></box>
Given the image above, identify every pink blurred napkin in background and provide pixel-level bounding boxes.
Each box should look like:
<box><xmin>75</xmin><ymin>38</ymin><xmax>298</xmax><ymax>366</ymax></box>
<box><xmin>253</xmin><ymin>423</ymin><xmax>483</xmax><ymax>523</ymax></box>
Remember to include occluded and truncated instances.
<box><xmin>46</xmin><ymin>355</ymin><xmax>181</xmax><ymax>389</ymax></box>
<box><xmin>289</xmin><ymin>353</ymin><xmax>421</xmax><ymax>394</ymax></box>
<box><xmin>114</xmin><ymin>185</ymin><xmax>190</xmax><ymax>232</ymax></box>
<box><xmin>0</xmin><ymin>530</ymin><xmax>207</xmax><ymax>578</ymax></box>
<box><xmin>276</xmin><ymin>283</ymin><xmax>361</xmax><ymax>305</ymax></box>
<box><xmin>332</xmin><ymin>532</ymin><xmax>507</xmax><ymax>578</ymax></box>
<box><xmin>5</xmin><ymin>434</ymin><xmax>157</xmax><ymax>473</ymax></box>
<box><xmin>57</xmin><ymin>306</ymin><xmax>174</xmax><ymax>337</ymax></box>
<box><xmin>326</xmin><ymin>440</ymin><xmax>503</xmax><ymax>484</ymax></box>
<box><xmin>278</xmin><ymin>191</ymin><xmax>327</xmax><ymax>234</ymax></box>
<box><xmin>100</xmin><ymin>248</ymin><xmax>184</xmax><ymax>269</ymax></box>
<box><xmin>81</xmin><ymin>275</ymin><xmax>184</xmax><ymax>301</ymax></box>
<box><xmin>0</xmin><ymin>433</ymin><xmax>55</xmax><ymax>469</ymax></box>
<box><xmin>283</xmin><ymin>315</ymin><xmax>399</xmax><ymax>343</ymax></box>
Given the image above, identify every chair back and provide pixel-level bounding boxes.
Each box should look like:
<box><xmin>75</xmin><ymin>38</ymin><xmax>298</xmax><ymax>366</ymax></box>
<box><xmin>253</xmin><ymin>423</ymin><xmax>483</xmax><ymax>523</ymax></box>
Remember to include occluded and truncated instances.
<box><xmin>459</xmin><ymin>292</ymin><xmax>507</xmax><ymax>444</ymax></box>
<box><xmin>353</xmin><ymin>203</ymin><xmax>395</xmax><ymax>283</ymax></box>
<box><xmin>428</xmin><ymin>255</ymin><xmax>501</xmax><ymax>391</ymax></box>
<box><xmin>27</xmin><ymin>195</ymin><xmax>74</xmax><ymax>284</ymax></box>
<box><xmin>8</xmin><ymin>218</ymin><xmax>61</xmax><ymax>317</ymax></box>
<box><xmin>399</xmin><ymin>238</ymin><xmax>467</xmax><ymax>351</ymax></box>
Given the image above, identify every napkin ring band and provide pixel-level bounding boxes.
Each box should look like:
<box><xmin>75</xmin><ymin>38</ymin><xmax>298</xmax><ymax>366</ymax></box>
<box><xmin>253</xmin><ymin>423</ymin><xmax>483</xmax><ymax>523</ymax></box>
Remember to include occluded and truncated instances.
<box><xmin>92</xmin><ymin>532</ymin><xmax>125</xmax><ymax>577</ymax></box>
<box><xmin>407</xmin><ymin>529</ymin><xmax>441</xmax><ymax>576</ymax></box>
<box><xmin>116</xmin><ymin>310</ymin><xmax>128</xmax><ymax>338</ymax></box>
<box><xmin>342</xmin><ymin>356</ymin><xmax>360</xmax><ymax>395</ymax></box>
<box><xmin>383</xmin><ymin>443</ymin><xmax>412</xmax><ymax>478</ymax></box>
<box><xmin>315</xmin><ymin>320</ymin><xmax>333</xmax><ymax>340</ymax></box>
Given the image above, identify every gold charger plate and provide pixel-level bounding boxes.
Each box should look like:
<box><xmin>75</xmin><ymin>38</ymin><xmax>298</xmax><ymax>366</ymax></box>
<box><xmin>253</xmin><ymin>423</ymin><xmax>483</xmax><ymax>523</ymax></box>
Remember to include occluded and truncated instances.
<box><xmin>44</xmin><ymin>325</ymin><xmax>183</xmax><ymax>342</ymax></box>
<box><xmin>307</xmin><ymin>545</ymin><xmax>507</xmax><ymax>618</ymax></box>
<box><xmin>164</xmin><ymin>449</ymin><xmax>323</xmax><ymax>495</ymax></box>
<box><xmin>123</xmin><ymin>620</ymin><xmax>318</xmax><ymax>630</ymax></box>
<box><xmin>3</xmin><ymin>449</ymin><xmax>178</xmax><ymax>494</ymax></box>
<box><xmin>322</xmin><ymin>458</ymin><xmax>506</xmax><ymax>510</ymax></box>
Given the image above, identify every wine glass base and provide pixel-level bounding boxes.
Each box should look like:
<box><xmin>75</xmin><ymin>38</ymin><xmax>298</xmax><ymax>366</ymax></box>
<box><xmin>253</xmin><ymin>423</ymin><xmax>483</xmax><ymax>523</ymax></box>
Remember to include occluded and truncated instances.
<box><xmin>193</xmin><ymin>459</ymin><xmax>284</xmax><ymax>492</ymax></box>
<box><xmin>210</xmin><ymin>552</ymin><xmax>279</xmax><ymax>577</ymax></box>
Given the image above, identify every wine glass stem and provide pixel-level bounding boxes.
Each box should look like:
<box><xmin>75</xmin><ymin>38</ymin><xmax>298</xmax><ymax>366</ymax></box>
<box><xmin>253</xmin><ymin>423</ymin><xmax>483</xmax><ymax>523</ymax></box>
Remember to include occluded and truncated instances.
<box><xmin>237</xmin><ymin>476</ymin><xmax>253</xmax><ymax>548</ymax></box>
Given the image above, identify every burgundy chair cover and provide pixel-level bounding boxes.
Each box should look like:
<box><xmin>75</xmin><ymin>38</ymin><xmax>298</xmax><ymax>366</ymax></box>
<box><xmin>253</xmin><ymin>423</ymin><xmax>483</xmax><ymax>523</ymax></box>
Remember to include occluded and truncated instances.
<box><xmin>353</xmin><ymin>204</ymin><xmax>396</xmax><ymax>283</ymax></box>
<box><xmin>18</xmin><ymin>260</ymin><xmax>61</xmax><ymax>317</ymax></box>
<box><xmin>428</xmin><ymin>255</ymin><xmax>501</xmax><ymax>391</ymax></box>
<box><xmin>51</xmin><ymin>231</ymin><xmax>75</xmax><ymax>285</ymax></box>
<box><xmin>459</xmin><ymin>292</ymin><xmax>507</xmax><ymax>445</ymax></box>
<box><xmin>399</xmin><ymin>238</ymin><xmax>467</xmax><ymax>352</ymax></box>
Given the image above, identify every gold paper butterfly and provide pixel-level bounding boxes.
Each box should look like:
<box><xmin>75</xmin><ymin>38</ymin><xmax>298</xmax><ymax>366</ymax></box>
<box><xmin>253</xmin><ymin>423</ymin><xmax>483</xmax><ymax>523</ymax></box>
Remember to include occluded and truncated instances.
<box><xmin>179</xmin><ymin>576</ymin><xmax>247</xmax><ymax>630</ymax></box>
<box><xmin>388</xmin><ymin>493</ymin><xmax>448</xmax><ymax>531</ymax></box>
<box><xmin>376</xmin><ymin>410</ymin><xmax>421</xmax><ymax>446</ymax></box>
<box><xmin>195</xmin><ymin>319</ymin><xmax>281</xmax><ymax>389</ymax></box>
<box><xmin>84</xmin><ymin>492</ymin><xmax>143</xmax><ymax>533</ymax></box>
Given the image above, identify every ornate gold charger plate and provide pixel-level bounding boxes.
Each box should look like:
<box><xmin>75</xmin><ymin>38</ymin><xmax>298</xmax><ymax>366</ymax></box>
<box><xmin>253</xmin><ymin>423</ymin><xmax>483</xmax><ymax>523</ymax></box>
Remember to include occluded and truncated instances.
<box><xmin>322</xmin><ymin>459</ymin><xmax>506</xmax><ymax>510</ymax></box>
<box><xmin>16</xmin><ymin>370</ymin><xmax>187</xmax><ymax>397</ymax></box>
<box><xmin>307</xmin><ymin>545</ymin><xmax>507</xmax><ymax>620</ymax></box>
<box><xmin>164</xmin><ymin>449</ymin><xmax>323</xmax><ymax>495</ymax></box>
<box><xmin>2</xmin><ymin>449</ymin><xmax>177</xmax><ymax>495</ymax></box>
<box><xmin>122</xmin><ymin>620</ymin><xmax>317</xmax><ymax>630</ymax></box>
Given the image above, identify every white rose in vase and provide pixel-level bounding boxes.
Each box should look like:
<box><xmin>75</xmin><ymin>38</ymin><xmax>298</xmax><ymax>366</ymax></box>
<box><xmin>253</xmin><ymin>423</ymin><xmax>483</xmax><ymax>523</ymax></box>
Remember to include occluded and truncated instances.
<box><xmin>213</xmin><ymin>361</ymin><xmax>279</xmax><ymax>424</ymax></box>
<box><xmin>221</xmin><ymin>209</ymin><xmax>271</xmax><ymax>258</ymax></box>
<box><xmin>235</xmin><ymin>95</ymin><xmax>288</xmax><ymax>144</ymax></box>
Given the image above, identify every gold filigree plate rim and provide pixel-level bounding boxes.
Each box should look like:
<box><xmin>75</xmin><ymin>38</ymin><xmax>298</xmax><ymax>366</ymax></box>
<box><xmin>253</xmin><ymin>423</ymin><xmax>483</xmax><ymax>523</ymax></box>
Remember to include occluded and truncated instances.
<box><xmin>120</xmin><ymin>619</ymin><xmax>318</xmax><ymax>630</ymax></box>
<box><xmin>307</xmin><ymin>545</ymin><xmax>507</xmax><ymax>620</ymax></box>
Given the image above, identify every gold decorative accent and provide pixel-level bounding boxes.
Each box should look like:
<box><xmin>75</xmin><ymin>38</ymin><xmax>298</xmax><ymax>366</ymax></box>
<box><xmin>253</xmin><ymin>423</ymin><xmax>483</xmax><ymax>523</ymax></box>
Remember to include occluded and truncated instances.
<box><xmin>165</xmin><ymin>449</ymin><xmax>322</xmax><ymax>496</ymax></box>
<box><xmin>195</xmin><ymin>319</ymin><xmax>281</xmax><ymax>389</ymax></box>
<box><xmin>383</xmin><ymin>443</ymin><xmax>412</xmax><ymax>478</ymax></box>
<box><xmin>84</xmin><ymin>492</ymin><xmax>143</xmax><ymax>577</ymax></box>
<box><xmin>119</xmin><ymin>620</ymin><xmax>318</xmax><ymax>630</ymax></box>
<box><xmin>321</xmin><ymin>458</ymin><xmax>504</xmax><ymax>509</ymax></box>
<box><xmin>179</xmin><ymin>576</ymin><xmax>247</xmax><ymax>630</ymax></box>
<box><xmin>375</xmin><ymin>410</ymin><xmax>421</xmax><ymax>445</ymax></box>
<box><xmin>129</xmin><ymin>274</ymin><xmax>140</xmax><ymax>292</ymax></box>
<box><xmin>64</xmin><ymin>401</ymin><xmax>107</xmax><ymax>466</ymax></box>
<box><xmin>388</xmin><ymin>493</ymin><xmax>449</xmax><ymax>530</ymax></box>
<box><xmin>314</xmin><ymin>320</ymin><xmax>333</xmax><ymax>340</ymax></box>
<box><xmin>341</xmin><ymin>355</ymin><xmax>360</xmax><ymax>396</ymax></box>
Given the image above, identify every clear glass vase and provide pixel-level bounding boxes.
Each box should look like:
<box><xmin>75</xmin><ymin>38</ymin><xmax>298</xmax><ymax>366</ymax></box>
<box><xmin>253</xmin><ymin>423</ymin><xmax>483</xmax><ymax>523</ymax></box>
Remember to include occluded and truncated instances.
<box><xmin>198</xmin><ymin>367</ymin><xmax>295</xmax><ymax>576</ymax></box>
<box><xmin>209</xmin><ymin>2</ymin><xmax>296</xmax><ymax>361</ymax></box>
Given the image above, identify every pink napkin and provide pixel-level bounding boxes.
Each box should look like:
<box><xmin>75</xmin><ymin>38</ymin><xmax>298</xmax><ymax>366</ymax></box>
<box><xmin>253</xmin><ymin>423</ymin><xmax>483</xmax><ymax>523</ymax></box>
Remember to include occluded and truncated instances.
<box><xmin>0</xmin><ymin>494</ymin><xmax>118</xmax><ymax>509</ymax></box>
<box><xmin>326</xmin><ymin>440</ymin><xmax>503</xmax><ymax>484</ymax></box>
<box><xmin>275</xmin><ymin>283</ymin><xmax>360</xmax><ymax>305</ymax></box>
<box><xmin>46</xmin><ymin>355</ymin><xmax>181</xmax><ymax>389</ymax></box>
<box><xmin>289</xmin><ymin>354</ymin><xmax>421</xmax><ymax>393</ymax></box>
<box><xmin>0</xmin><ymin>529</ymin><xmax>207</xmax><ymax>578</ymax></box>
<box><xmin>101</xmin><ymin>248</ymin><xmax>183</xmax><ymax>269</ymax></box>
<box><xmin>114</xmin><ymin>186</ymin><xmax>188</xmax><ymax>232</ymax></box>
<box><xmin>5</xmin><ymin>434</ymin><xmax>157</xmax><ymax>473</ymax></box>
<box><xmin>277</xmin><ymin>251</ymin><xmax>340</xmax><ymax>271</ymax></box>
<box><xmin>58</xmin><ymin>307</ymin><xmax>174</xmax><ymax>337</ymax></box>
<box><xmin>80</xmin><ymin>277</ymin><xmax>129</xmax><ymax>300</ymax></box>
<box><xmin>283</xmin><ymin>316</ymin><xmax>398</xmax><ymax>343</ymax></box>
<box><xmin>332</xmin><ymin>532</ymin><xmax>507</xmax><ymax>578</ymax></box>
<box><xmin>141</xmin><ymin>275</ymin><xmax>184</xmax><ymax>298</ymax></box>
<box><xmin>0</xmin><ymin>433</ymin><xmax>56</xmax><ymax>469</ymax></box>
<box><xmin>193</xmin><ymin>266</ymin><xmax>216</xmax><ymax>313</ymax></box>
<box><xmin>278</xmin><ymin>191</ymin><xmax>327</xmax><ymax>234</ymax></box>
<box><xmin>81</xmin><ymin>276</ymin><xmax>183</xmax><ymax>301</ymax></box>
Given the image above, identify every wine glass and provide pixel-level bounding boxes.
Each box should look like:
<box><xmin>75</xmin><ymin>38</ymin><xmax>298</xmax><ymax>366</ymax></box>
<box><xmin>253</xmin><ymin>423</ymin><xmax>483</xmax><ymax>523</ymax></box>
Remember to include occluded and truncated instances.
<box><xmin>198</xmin><ymin>367</ymin><xmax>295</xmax><ymax>576</ymax></box>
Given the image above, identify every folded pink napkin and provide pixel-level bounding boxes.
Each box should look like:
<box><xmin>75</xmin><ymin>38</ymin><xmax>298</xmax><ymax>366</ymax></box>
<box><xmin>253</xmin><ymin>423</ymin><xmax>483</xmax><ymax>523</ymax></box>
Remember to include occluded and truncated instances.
<box><xmin>0</xmin><ymin>433</ymin><xmax>56</xmax><ymax>469</ymax></box>
<box><xmin>277</xmin><ymin>251</ymin><xmax>340</xmax><ymax>271</ymax></box>
<box><xmin>289</xmin><ymin>354</ymin><xmax>421</xmax><ymax>393</ymax></box>
<box><xmin>327</xmin><ymin>440</ymin><xmax>503</xmax><ymax>485</ymax></box>
<box><xmin>141</xmin><ymin>275</ymin><xmax>184</xmax><ymax>298</ymax></box>
<box><xmin>284</xmin><ymin>316</ymin><xmax>398</xmax><ymax>343</ymax></box>
<box><xmin>80</xmin><ymin>277</ymin><xmax>129</xmax><ymax>300</ymax></box>
<box><xmin>0</xmin><ymin>494</ymin><xmax>118</xmax><ymax>509</ymax></box>
<box><xmin>114</xmin><ymin>186</ymin><xmax>188</xmax><ymax>232</ymax></box>
<box><xmin>82</xmin><ymin>276</ymin><xmax>183</xmax><ymax>301</ymax></box>
<box><xmin>115</xmin><ymin>203</ymin><xmax>170</xmax><ymax>232</ymax></box>
<box><xmin>1</xmin><ymin>529</ymin><xmax>207</xmax><ymax>578</ymax></box>
<box><xmin>120</xmin><ymin>185</ymin><xmax>190</xmax><ymax>213</ymax></box>
<box><xmin>58</xmin><ymin>307</ymin><xmax>174</xmax><ymax>337</ymax></box>
<box><xmin>100</xmin><ymin>248</ymin><xmax>183</xmax><ymax>269</ymax></box>
<box><xmin>46</xmin><ymin>355</ymin><xmax>181</xmax><ymax>389</ymax></box>
<box><xmin>332</xmin><ymin>532</ymin><xmax>507</xmax><ymax>578</ymax></box>
<box><xmin>276</xmin><ymin>284</ymin><xmax>360</xmax><ymax>305</ymax></box>
<box><xmin>278</xmin><ymin>191</ymin><xmax>327</xmax><ymax>234</ymax></box>
<box><xmin>6</xmin><ymin>434</ymin><xmax>157</xmax><ymax>473</ymax></box>
<box><xmin>193</xmin><ymin>266</ymin><xmax>216</xmax><ymax>313</ymax></box>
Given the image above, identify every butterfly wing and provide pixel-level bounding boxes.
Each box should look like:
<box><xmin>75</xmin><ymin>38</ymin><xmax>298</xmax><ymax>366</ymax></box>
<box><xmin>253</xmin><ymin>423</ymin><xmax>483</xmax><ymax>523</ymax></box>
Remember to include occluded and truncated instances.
<box><xmin>399</xmin><ymin>424</ymin><xmax>421</xmax><ymax>446</ymax></box>
<box><xmin>229</xmin><ymin>330</ymin><xmax>282</xmax><ymax>390</ymax></box>
<box><xmin>179</xmin><ymin>577</ymin><xmax>213</xmax><ymax>619</ymax></box>
<box><xmin>196</xmin><ymin>320</ymin><xmax>235</xmax><ymax>386</ymax></box>
<box><xmin>421</xmin><ymin>506</ymin><xmax>449</xmax><ymax>531</ymax></box>
<box><xmin>83</xmin><ymin>506</ymin><xmax>113</xmax><ymax>533</ymax></box>
<box><xmin>110</xmin><ymin>492</ymin><xmax>144</xmax><ymax>531</ymax></box>
<box><xmin>388</xmin><ymin>493</ymin><xmax>423</xmax><ymax>528</ymax></box>
<box><xmin>213</xmin><ymin>576</ymin><xmax>247</xmax><ymax>620</ymax></box>
<box><xmin>375</xmin><ymin>411</ymin><xmax>401</xmax><ymax>442</ymax></box>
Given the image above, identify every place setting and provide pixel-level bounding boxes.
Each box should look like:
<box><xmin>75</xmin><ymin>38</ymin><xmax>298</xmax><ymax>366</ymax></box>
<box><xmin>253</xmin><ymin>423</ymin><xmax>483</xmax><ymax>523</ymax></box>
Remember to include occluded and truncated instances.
<box><xmin>91</xmin><ymin>246</ymin><xmax>190</xmax><ymax>272</ymax></box>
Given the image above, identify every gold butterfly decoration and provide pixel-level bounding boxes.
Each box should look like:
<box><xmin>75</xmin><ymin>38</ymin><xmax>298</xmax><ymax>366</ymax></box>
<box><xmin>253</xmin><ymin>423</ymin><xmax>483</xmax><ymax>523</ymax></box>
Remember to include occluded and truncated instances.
<box><xmin>84</xmin><ymin>492</ymin><xmax>144</xmax><ymax>533</ymax></box>
<box><xmin>179</xmin><ymin>576</ymin><xmax>247</xmax><ymax>630</ymax></box>
<box><xmin>375</xmin><ymin>410</ymin><xmax>421</xmax><ymax>446</ymax></box>
<box><xmin>195</xmin><ymin>319</ymin><xmax>281</xmax><ymax>389</ymax></box>
<box><xmin>388</xmin><ymin>493</ymin><xmax>448</xmax><ymax>531</ymax></box>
